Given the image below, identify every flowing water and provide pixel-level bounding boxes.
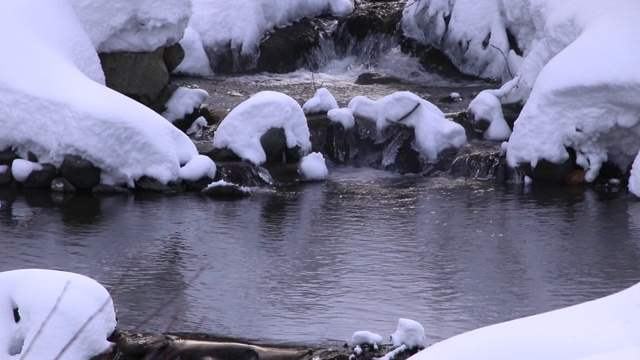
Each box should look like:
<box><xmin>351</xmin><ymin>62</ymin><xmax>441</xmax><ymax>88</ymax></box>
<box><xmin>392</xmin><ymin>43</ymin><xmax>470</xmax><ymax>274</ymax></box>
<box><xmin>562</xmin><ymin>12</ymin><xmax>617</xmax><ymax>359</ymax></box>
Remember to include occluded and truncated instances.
<box><xmin>1</xmin><ymin>169</ymin><xmax>639</xmax><ymax>346</ymax></box>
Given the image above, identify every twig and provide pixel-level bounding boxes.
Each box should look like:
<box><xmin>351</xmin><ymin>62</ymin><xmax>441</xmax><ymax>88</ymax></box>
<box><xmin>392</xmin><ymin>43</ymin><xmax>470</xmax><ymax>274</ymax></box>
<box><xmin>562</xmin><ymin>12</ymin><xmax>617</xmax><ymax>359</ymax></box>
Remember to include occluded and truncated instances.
<box><xmin>54</xmin><ymin>296</ymin><xmax>114</xmax><ymax>360</ymax></box>
<box><xmin>387</xmin><ymin>102</ymin><xmax>421</xmax><ymax>124</ymax></box>
<box><xmin>490</xmin><ymin>44</ymin><xmax>514</xmax><ymax>79</ymax></box>
<box><xmin>21</xmin><ymin>281</ymin><xmax>71</xmax><ymax>360</ymax></box>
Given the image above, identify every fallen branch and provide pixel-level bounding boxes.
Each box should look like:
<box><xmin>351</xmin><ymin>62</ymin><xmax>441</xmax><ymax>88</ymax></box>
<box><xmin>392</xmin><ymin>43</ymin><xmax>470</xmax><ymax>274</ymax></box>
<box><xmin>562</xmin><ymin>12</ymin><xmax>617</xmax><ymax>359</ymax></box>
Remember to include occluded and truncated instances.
<box><xmin>387</xmin><ymin>102</ymin><xmax>421</xmax><ymax>124</ymax></box>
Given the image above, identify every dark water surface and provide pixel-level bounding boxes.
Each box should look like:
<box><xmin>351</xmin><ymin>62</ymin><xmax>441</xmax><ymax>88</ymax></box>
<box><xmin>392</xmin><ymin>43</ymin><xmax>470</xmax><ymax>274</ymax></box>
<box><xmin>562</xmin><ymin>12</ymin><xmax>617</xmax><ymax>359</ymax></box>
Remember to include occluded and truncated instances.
<box><xmin>1</xmin><ymin>168</ymin><xmax>639</xmax><ymax>346</ymax></box>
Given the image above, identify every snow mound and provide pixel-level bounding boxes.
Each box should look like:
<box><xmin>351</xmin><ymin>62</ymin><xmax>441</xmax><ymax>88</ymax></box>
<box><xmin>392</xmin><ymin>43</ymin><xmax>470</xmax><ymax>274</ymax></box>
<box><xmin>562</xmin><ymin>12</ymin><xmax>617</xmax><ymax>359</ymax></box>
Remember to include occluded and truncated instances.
<box><xmin>348</xmin><ymin>92</ymin><xmax>467</xmax><ymax>161</ymax></box>
<box><xmin>179</xmin><ymin>155</ymin><xmax>217</xmax><ymax>181</ymax></box>
<box><xmin>174</xmin><ymin>27</ymin><xmax>214</xmax><ymax>76</ymax></box>
<box><xmin>0</xmin><ymin>0</ymin><xmax>198</xmax><ymax>187</ymax></box>
<box><xmin>11</xmin><ymin>160</ymin><xmax>42</xmax><ymax>183</ymax></box>
<box><xmin>162</xmin><ymin>87</ymin><xmax>209</xmax><ymax>123</ymax></box>
<box><xmin>212</xmin><ymin>91</ymin><xmax>311</xmax><ymax>165</ymax></box>
<box><xmin>328</xmin><ymin>108</ymin><xmax>355</xmax><ymax>129</ymax></box>
<box><xmin>468</xmin><ymin>90</ymin><xmax>512</xmax><ymax>141</ymax></box>
<box><xmin>299</xmin><ymin>152</ymin><xmax>329</xmax><ymax>181</ymax></box>
<box><xmin>190</xmin><ymin>0</ymin><xmax>353</xmax><ymax>58</ymax></box>
<box><xmin>391</xmin><ymin>318</ymin><xmax>426</xmax><ymax>349</ymax></box>
<box><xmin>409</xmin><ymin>282</ymin><xmax>640</xmax><ymax>360</ymax></box>
<box><xmin>303</xmin><ymin>88</ymin><xmax>339</xmax><ymax>115</ymax></box>
<box><xmin>187</xmin><ymin>117</ymin><xmax>208</xmax><ymax>137</ymax></box>
<box><xmin>68</xmin><ymin>0</ymin><xmax>192</xmax><ymax>53</ymax></box>
<box><xmin>0</xmin><ymin>269</ymin><xmax>116</xmax><ymax>360</ymax></box>
<box><xmin>350</xmin><ymin>331</ymin><xmax>383</xmax><ymax>348</ymax></box>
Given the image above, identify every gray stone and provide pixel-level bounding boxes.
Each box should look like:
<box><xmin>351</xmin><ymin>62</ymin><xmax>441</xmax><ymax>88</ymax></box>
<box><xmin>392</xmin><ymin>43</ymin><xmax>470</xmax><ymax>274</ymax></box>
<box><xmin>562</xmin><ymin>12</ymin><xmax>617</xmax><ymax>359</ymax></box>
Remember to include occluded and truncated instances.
<box><xmin>60</xmin><ymin>155</ymin><xmax>101</xmax><ymax>190</ymax></box>
<box><xmin>0</xmin><ymin>149</ymin><xmax>18</xmax><ymax>166</ymax></box>
<box><xmin>99</xmin><ymin>48</ymin><xmax>169</xmax><ymax>106</ymax></box>
<box><xmin>260</xmin><ymin>128</ymin><xmax>287</xmax><ymax>163</ymax></box>
<box><xmin>163</xmin><ymin>43</ymin><xmax>185</xmax><ymax>73</ymax></box>
<box><xmin>135</xmin><ymin>176</ymin><xmax>184</xmax><ymax>193</ymax></box>
<box><xmin>22</xmin><ymin>163</ymin><xmax>57</xmax><ymax>189</ymax></box>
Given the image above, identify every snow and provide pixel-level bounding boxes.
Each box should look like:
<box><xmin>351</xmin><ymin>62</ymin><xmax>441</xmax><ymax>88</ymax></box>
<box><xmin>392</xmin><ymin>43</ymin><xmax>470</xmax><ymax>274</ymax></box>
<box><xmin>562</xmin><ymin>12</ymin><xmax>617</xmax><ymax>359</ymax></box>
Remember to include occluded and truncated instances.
<box><xmin>0</xmin><ymin>165</ymin><xmax>8</xmax><ymax>174</ymax></box>
<box><xmin>348</xmin><ymin>92</ymin><xmax>467</xmax><ymax>161</ymax></box>
<box><xmin>328</xmin><ymin>108</ymin><xmax>356</xmax><ymax>129</ymax></box>
<box><xmin>468</xmin><ymin>90</ymin><xmax>512</xmax><ymax>141</ymax></box>
<box><xmin>187</xmin><ymin>117</ymin><xmax>208</xmax><ymax>137</ymax></box>
<box><xmin>303</xmin><ymin>88</ymin><xmax>339</xmax><ymax>115</ymax></box>
<box><xmin>162</xmin><ymin>87</ymin><xmax>209</xmax><ymax>123</ymax></box>
<box><xmin>350</xmin><ymin>330</ymin><xmax>383</xmax><ymax>348</ymax></box>
<box><xmin>391</xmin><ymin>318</ymin><xmax>426</xmax><ymax>349</ymax></box>
<box><xmin>68</xmin><ymin>0</ymin><xmax>192</xmax><ymax>53</ymax></box>
<box><xmin>212</xmin><ymin>91</ymin><xmax>311</xmax><ymax>165</ymax></box>
<box><xmin>409</xmin><ymin>282</ymin><xmax>640</xmax><ymax>360</ymax></box>
<box><xmin>11</xmin><ymin>160</ymin><xmax>43</xmax><ymax>183</ymax></box>
<box><xmin>0</xmin><ymin>0</ymin><xmax>198</xmax><ymax>187</ymax></box>
<box><xmin>404</xmin><ymin>0</ymin><xmax>640</xmax><ymax>195</ymax></box>
<box><xmin>179</xmin><ymin>155</ymin><xmax>217</xmax><ymax>181</ymax></box>
<box><xmin>0</xmin><ymin>269</ymin><xmax>116</xmax><ymax>360</ymax></box>
<box><xmin>299</xmin><ymin>152</ymin><xmax>329</xmax><ymax>181</ymax></box>
<box><xmin>205</xmin><ymin>179</ymin><xmax>251</xmax><ymax>195</ymax></box>
<box><xmin>174</xmin><ymin>27</ymin><xmax>214</xmax><ymax>76</ymax></box>
<box><xmin>190</xmin><ymin>0</ymin><xmax>353</xmax><ymax>60</ymax></box>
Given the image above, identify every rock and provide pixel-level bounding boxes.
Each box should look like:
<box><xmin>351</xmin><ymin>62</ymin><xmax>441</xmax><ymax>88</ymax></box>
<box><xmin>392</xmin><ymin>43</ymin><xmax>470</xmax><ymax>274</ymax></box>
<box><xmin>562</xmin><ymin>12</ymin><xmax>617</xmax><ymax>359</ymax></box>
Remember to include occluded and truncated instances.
<box><xmin>256</xmin><ymin>17</ymin><xmax>329</xmax><ymax>74</ymax></box>
<box><xmin>99</xmin><ymin>48</ymin><xmax>169</xmax><ymax>106</ymax></box>
<box><xmin>135</xmin><ymin>177</ymin><xmax>184</xmax><ymax>193</ymax></box>
<box><xmin>0</xmin><ymin>165</ymin><xmax>13</xmax><ymax>187</ymax></box>
<box><xmin>0</xmin><ymin>148</ymin><xmax>18</xmax><ymax>166</ymax></box>
<box><xmin>216</xmin><ymin>162</ymin><xmax>272</xmax><ymax>187</ymax></box>
<box><xmin>523</xmin><ymin>149</ymin><xmax>578</xmax><ymax>184</ymax></box>
<box><xmin>163</xmin><ymin>43</ymin><xmax>185</xmax><ymax>73</ymax></box>
<box><xmin>51</xmin><ymin>177</ymin><xmax>77</xmax><ymax>193</ymax></box>
<box><xmin>336</xmin><ymin>1</ymin><xmax>403</xmax><ymax>41</ymax></box>
<box><xmin>201</xmin><ymin>181</ymin><xmax>251</xmax><ymax>199</ymax></box>
<box><xmin>60</xmin><ymin>155</ymin><xmax>101</xmax><ymax>190</ymax></box>
<box><xmin>21</xmin><ymin>163</ymin><xmax>57</xmax><ymax>189</ymax></box>
<box><xmin>148</xmin><ymin>84</ymin><xmax>180</xmax><ymax>115</ymax></box>
<box><xmin>92</xmin><ymin>184</ymin><xmax>131</xmax><ymax>194</ymax></box>
<box><xmin>355</xmin><ymin>72</ymin><xmax>403</xmax><ymax>85</ymax></box>
<box><xmin>260</xmin><ymin>127</ymin><xmax>287</xmax><ymax>163</ymax></box>
<box><xmin>399</xmin><ymin>39</ymin><xmax>476</xmax><ymax>81</ymax></box>
<box><xmin>184</xmin><ymin>176</ymin><xmax>216</xmax><ymax>192</ymax></box>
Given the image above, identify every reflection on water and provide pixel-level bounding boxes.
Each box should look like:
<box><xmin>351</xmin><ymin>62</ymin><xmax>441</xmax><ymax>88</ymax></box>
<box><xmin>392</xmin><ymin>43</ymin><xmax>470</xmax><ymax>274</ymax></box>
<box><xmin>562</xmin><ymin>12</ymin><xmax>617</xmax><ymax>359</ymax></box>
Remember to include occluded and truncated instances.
<box><xmin>1</xmin><ymin>169</ymin><xmax>640</xmax><ymax>345</ymax></box>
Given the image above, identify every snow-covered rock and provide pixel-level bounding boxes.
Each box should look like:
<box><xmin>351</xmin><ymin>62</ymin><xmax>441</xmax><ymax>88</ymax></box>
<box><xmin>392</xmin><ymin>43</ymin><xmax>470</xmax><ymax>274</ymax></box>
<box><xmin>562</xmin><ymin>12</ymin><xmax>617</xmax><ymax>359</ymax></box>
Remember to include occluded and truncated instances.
<box><xmin>391</xmin><ymin>318</ymin><xmax>426</xmax><ymax>349</ymax></box>
<box><xmin>349</xmin><ymin>331</ymin><xmax>383</xmax><ymax>348</ymax></box>
<box><xmin>212</xmin><ymin>91</ymin><xmax>311</xmax><ymax>165</ymax></box>
<box><xmin>303</xmin><ymin>88</ymin><xmax>339</xmax><ymax>115</ymax></box>
<box><xmin>179</xmin><ymin>155</ymin><xmax>217</xmax><ymax>181</ymax></box>
<box><xmin>11</xmin><ymin>160</ymin><xmax>42</xmax><ymax>183</ymax></box>
<box><xmin>468</xmin><ymin>90</ymin><xmax>512</xmax><ymax>141</ymax></box>
<box><xmin>68</xmin><ymin>0</ymin><xmax>192</xmax><ymax>53</ymax></box>
<box><xmin>299</xmin><ymin>152</ymin><xmax>329</xmax><ymax>181</ymax></box>
<box><xmin>404</xmin><ymin>0</ymin><xmax>640</xmax><ymax>194</ymax></box>
<box><xmin>190</xmin><ymin>0</ymin><xmax>353</xmax><ymax>61</ymax></box>
<box><xmin>0</xmin><ymin>269</ymin><xmax>116</xmax><ymax>360</ymax></box>
<box><xmin>0</xmin><ymin>0</ymin><xmax>198</xmax><ymax>188</ymax></box>
<box><xmin>174</xmin><ymin>27</ymin><xmax>214</xmax><ymax>76</ymax></box>
<box><xmin>162</xmin><ymin>87</ymin><xmax>210</xmax><ymax>123</ymax></box>
<box><xmin>409</xmin><ymin>282</ymin><xmax>640</xmax><ymax>360</ymax></box>
<box><xmin>348</xmin><ymin>92</ymin><xmax>467</xmax><ymax>161</ymax></box>
<box><xmin>328</xmin><ymin>108</ymin><xmax>355</xmax><ymax>129</ymax></box>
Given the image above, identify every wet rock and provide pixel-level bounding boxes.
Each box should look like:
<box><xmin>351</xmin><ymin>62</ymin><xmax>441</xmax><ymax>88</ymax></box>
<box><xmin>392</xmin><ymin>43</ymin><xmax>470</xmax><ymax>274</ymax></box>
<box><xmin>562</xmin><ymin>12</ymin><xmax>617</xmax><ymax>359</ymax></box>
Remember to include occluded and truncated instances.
<box><xmin>51</xmin><ymin>177</ymin><xmax>77</xmax><ymax>193</ymax></box>
<box><xmin>0</xmin><ymin>165</ymin><xmax>12</xmax><ymax>187</ymax></box>
<box><xmin>399</xmin><ymin>39</ymin><xmax>476</xmax><ymax>81</ymax></box>
<box><xmin>522</xmin><ymin>149</ymin><xmax>578</xmax><ymax>184</ymax></box>
<box><xmin>261</xmin><ymin>127</ymin><xmax>287</xmax><ymax>163</ymax></box>
<box><xmin>0</xmin><ymin>148</ymin><xmax>18</xmax><ymax>166</ymax></box>
<box><xmin>336</xmin><ymin>0</ymin><xmax>403</xmax><ymax>41</ymax></box>
<box><xmin>206</xmin><ymin>43</ymin><xmax>257</xmax><ymax>74</ymax></box>
<box><xmin>184</xmin><ymin>176</ymin><xmax>216</xmax><ymax>192</ymax></box>
<box><xmin>355</xmin><ymin>71</ymin><xmax>403</xmax><ymax>85</ymax></box>
<box><xmin>135</xmin><ymin>177</ymin><xmax>184</xmax><ymax>194</ymax></box>
<box><xmin>216</xmin><ymin>162</ymin><xmax>272</xmax><ymax>187</ymax></box>
<box><xmin>92</xmin><ymin>184</ymin><xmax>132</xmax><ymax>194</ymax></box>
<box><xmin>99</xmin><ymin>48</ymin><xmax>169</xmax><ymax>106</ymax></box>
<box><xmin>256</xmin><ymin>17</ymin><xmax>330</xmax><ymax>74</ymax></box>
<box><xmin>202</xmin><ymin>182</ymin><xmax>251</xmax><ymax>199</ymax></box>
<box><xmin>22</xmin><ymin>163</ymin><xmax>57</xmax><ymax>189</ymax></box>
<box><xmin>163</xmin><ymin>43</ymin><xmax>185</xmax><ymax>73</ymax></box>
<box><xmin>60</xmin><ymin>155</ymin><xmax>101</xmax><ymax>190</ymax></box>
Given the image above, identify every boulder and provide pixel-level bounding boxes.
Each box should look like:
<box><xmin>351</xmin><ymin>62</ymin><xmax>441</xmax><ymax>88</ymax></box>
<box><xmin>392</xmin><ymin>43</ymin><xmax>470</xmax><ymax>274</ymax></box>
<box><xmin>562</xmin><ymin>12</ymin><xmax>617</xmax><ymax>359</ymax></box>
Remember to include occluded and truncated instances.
<box><xmin>22</xmin><ymin>163</ymin><xmax>57</xmax><ymax>189</ymax></box>
<box><xmin>99</xmin><ymin>47</ymin><xmax>169</xmax><ymax>106</ymax></box>
<box><xmin>0</xmin><ymin>148</ymin><xmax>18</xmax><ymax>166</ymax></box>
<box><xmin>0</xmin><ymin>165</ymin><xmax>12</xmax><ymax>186</ymax></box>
<box><xmin>201</xmin><ymin>181</ymin><xmax>251</xmax><ymax>199</ymax></box>
<box><xmin>163</xmin><ymin>43</ymin><xmax>185</xmax><ymax>73</ymax></box>
<box><xmin>355</xmin><ymin>71</ymin><xmax>403</xmax><ymax>85</ymax></box>
<box><xmin>60</xmin><ymin>155</ymin><xmax>101</xmax><ymax>190</ymax></box>
<box><xmin>256</xmin><ymin>17</ymin><xmax>330</xmax><ymax>74</ymax></box>
<box><xmin>135</xmin><ymin>177</ymin><xmax>184</xmax><ymax>193</ymax></box>
<box><xmin>522</xmin><ymin>149</ymin><xmax>579</xmax><ymax>184</ymax></box>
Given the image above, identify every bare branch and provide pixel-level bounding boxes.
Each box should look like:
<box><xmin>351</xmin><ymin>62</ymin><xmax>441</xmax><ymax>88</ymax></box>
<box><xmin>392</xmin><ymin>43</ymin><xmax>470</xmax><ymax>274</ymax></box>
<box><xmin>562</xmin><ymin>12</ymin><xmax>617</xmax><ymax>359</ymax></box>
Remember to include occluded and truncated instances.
<box><xmin>490</xmin><ymin>44</ymin><xmax>514</xmax><ymax>79</ymax></box>
<box><xmin>387</xmin><ymin>102</ymin><xmax>421</xmax><ymax>124</ymax></box>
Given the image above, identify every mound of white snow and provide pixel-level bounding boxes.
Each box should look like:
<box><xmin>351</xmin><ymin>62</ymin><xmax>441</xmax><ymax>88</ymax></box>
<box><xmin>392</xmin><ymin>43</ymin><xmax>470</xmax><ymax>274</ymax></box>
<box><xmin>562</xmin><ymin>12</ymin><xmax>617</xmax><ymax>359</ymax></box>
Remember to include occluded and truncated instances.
<box><xmin>303</xmin><ymin>88</ymin><xmax>339</xmax><ymax>115</ymax></box>
<box><xmin>174</xmin><ymin>27</ymin><xmax>214</xmax><ymax>76</ymax></box>
<box><xmin>391</xmin><ymin>318</ymin><xmax>426</xmax><ymax>349</ymax></box>
<box><xmin>0</xmin><ymin>269</ymin><xmax>116</xmax><ymax>360</ymax></box>
<box><xmin>299</xmin><ymin>152</ymin><xmax>329</xmax><ymax>181</ymax></box>
<box><xmin>328</xmin><ymin>108</ymin><xmax>355</xmax><ymax>129</ymax></box>
<box><xmin>0</xmin><ymin>0</ymin><xmax>198</xmax><ymax>187</ymax></box>
<box><xmin>162</xmin><ymin>87</ymin><xmax>210</xmax><ymax>123</ymax></box>
<box><xmin>68</xmin><ymin>0</ymin><xmax>192</xmax><ymax>53</ymax></box>
<box><xmin>190</xmin><ymin>0</ymin><xmax>353</xmax><ymax>59</ymax></box>
<box><xmin>348</xmin><ymin>92</ymin><xmax>467</xmax><ymax>161</ymax></box>
<box><xmin>212</xmin><ymin>91</ymin><xmax>311</xmax><ymax>165</ymax></box>
<box><xmin>179</xmin><ymin>155</ymin><xmax>217</xmax><ymax>181</ymax></box>
<box><xmin>350</xmin><ymin>331</ymin><xmax>383</xmax><ymax>348</ymax></box>
<box><xmin>409</xmin><ymin>282</ymin><xmax>640</xmax><ymax>360</ymax></box>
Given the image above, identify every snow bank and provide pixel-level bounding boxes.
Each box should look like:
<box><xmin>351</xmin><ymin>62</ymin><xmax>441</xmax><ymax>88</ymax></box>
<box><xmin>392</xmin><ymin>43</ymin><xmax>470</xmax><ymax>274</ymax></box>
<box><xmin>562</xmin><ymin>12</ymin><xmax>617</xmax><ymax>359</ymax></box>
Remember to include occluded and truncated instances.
<box><xmin>409</xmin><ymin>282</ymin><xmax>640</xmax><ymax>360</ymax></box>
<box><xmin>174</xmin><ymin>27</ymin><xmax>214</xmax><ymax>76</ymax></box>
<box><xmin>404</xmin><ymin>0</ymin><xmax>640</xmax><ymax>193</ymax></box>
<box><xmin>0</xmin><ymin>0</ymin><xmax>198</xmax><ymax>187</ymax></box>
<box><xmin>299</xmin><ymin>152</ymin><xmax>329</xmax><ymax>181</ymax></box>
<box><xmin>190</xmin><ymin>0</ymin><xmax>353</xmax><ymax>58</ymax></box>
<box><xmin>0</xmin><ymin>269</ymin><xmax>116</xmax><ymax>360</ymax></box>
<box><xmin>68</xmin><ymin>0</ymin><xmax>191</xmax><ymax>53</ymax></box>
<box><xmin>212</xmin><ymin>91</ymin><xmax>311</xmax><ymax>165</ymax></box>
<box><xmin>348</xmin><ymin>92</ymin><xmax>467</xmax><ymax>161</ymax></box>
<box><xmin>391</xmin><ymin>318</ymin><xmax>426</xmax><ymax>349</ymax></box>
<box><xmin>350</xmin><ymin>331</ymin><xmax>383</xmax><ymax>348</ymax></box>
<box><xmin>303</xmin><ymin>88</ymin><xmax>339</xmax><ymax>115</ymax></box>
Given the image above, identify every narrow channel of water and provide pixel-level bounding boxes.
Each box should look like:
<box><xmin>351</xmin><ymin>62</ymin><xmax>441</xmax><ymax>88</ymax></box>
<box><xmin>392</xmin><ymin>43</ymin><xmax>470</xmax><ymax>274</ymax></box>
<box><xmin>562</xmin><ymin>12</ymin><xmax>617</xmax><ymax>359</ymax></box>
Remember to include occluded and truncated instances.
<box><xmin>1</xmin><ymin>168</ymin><xmax>639</xmax><ymax>346</ymax></box>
